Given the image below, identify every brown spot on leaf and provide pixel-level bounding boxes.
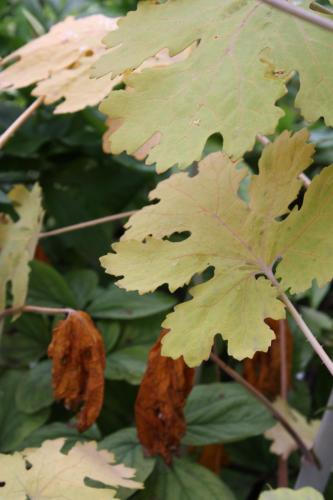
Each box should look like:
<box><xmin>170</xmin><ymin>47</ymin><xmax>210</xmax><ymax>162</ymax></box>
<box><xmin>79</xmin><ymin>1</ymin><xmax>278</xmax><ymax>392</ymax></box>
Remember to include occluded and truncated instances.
<box><xmin>48</xmin><ymin>311</ymin><xmax>105</xmax><ymax>432</ymax></box>
<box><xmin>135</xmin><ymin>329</ymin><xmax>195</xmax><ymax>464</ymax></box>
<box><xmin>243</xmin><ymin>318</ymin><xmax>293</xmax><ymax>399</ymax></box>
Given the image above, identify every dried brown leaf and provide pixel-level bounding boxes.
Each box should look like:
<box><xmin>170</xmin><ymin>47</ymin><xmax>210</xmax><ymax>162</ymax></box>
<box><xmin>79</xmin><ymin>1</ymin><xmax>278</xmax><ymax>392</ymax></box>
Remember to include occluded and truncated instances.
<box><xmin>198</xmin><ymin>444</ymin><xmax>229</xmax><ymax>475</ymax></box>
<box><xmin>48</xmin><ymin>311</ymin><xmax>106</xmax><ymax>432</ymax></box>
<box><xmin>135</xmin><ymin>329</ymin><xmax>195</xmax><ymax>464</ymax></box>
<box><xmin>243</xmin><ymin>319</ymin><xmax>293</xmax><ymax>399</ymax></box>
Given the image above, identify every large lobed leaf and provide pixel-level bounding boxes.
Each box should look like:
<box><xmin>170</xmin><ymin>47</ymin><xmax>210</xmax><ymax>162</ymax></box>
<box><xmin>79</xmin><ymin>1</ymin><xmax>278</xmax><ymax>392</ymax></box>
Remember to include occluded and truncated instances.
<box><xmin>101</xmin><ymin>130</ymin><xmax>333</xmax><ymax>365</ymax></box>
<box><xmin>0</xmin><ymin>16</ymin><xmax>120</xmax><ymax>113</ymax></box>
<box><xmin>0</xmin><ymin>184</ymin><xmax>43</xmax><ymax>312</ymax></box>
<box><xmin>94</xmin><ymin>0</ymin><xmax>333</xmax><ymax>172</ymax></box>
<box><xmin>0</xmin><ymin>438</ymin><xmax>142</xmax><ymax>499</ymax></box>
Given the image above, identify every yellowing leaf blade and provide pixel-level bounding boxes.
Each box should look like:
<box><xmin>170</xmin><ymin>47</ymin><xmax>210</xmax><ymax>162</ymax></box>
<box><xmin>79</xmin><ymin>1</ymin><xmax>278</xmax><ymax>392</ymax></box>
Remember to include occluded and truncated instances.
<box><xmin>0</xmin><ymin>184</ymin><xmax>43</xmax><ymax>312</ymax></box>
<box><xmin>95</xmin><ymin>0</ymin><xmax>332</xmax><ymax>171</ymax></box>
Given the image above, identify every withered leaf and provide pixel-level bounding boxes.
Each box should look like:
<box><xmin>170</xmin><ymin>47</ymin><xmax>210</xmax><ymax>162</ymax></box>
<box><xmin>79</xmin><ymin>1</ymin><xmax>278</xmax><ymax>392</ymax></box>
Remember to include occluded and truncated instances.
<box><xmin>135</xmin><ymin>329</ymin><xmax>195</xmax><ymax>464</ymax></box>
<box><xmin>198</xmin><ymin>444</ymin><xmax>229</xmax><ymax>475</ymax></box>
<box><xmin>243</xmin><ymin>319</ymin><xmax>293</xmax><ymax>399</ymax></box>
<box><xmin>48</xmin><ymin>311</ymin><xmax>106</xmax><ymax>432</ymax></box>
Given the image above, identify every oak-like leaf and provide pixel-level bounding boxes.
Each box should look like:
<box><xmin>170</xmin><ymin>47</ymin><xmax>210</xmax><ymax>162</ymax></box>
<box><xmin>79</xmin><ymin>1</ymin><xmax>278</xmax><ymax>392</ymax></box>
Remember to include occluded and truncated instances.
<box><xmin>48</xmin><ymin>311</ymin><xmax>106</xmax><ymax>431</ymax></box>
<box><xmin>101</xmin><ymin>130</ymin><xmax>333</xmax><ymax>365</ymax></box>
<box><xmin>0</xmin><ymin>438</ymin><xmax>142</xmax><ymax>499</ymax></box>
<box><xmin>94</xmin><ymin>0</ymin><xmax>333</xmax><ymax>172</ymax></box>
<box><xmin>0</xmin><ymin>184</ymin><xmax>43</xmax><ymax>313</ymax></box>
<box><xmin>259</xmin><ymin>487</ymin><xmax>323</xmax><ymax>500</ymax></box>
<box><xmin>264</xmin><ymin>398</ymin><xmax>320</xmax><ymax>459</ymax></box>
<box><xmin>0</xmin><ymin>16</ymin><xmax>120</xmax><ymax>113</ymax></box>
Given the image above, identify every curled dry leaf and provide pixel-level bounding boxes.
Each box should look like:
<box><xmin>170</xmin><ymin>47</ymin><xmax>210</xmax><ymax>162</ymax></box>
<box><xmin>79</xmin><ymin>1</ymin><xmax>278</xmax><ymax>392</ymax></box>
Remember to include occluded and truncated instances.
<box><xmin>0</xmin><ymin>15</ymin><xmax>120</xmax><ymax>113</ymax></box>
<box><xmin>264</xmin><ymin>398</ymin><xmax>320</xmax><ymax>460</ymax></box>
<box><xmin>135</xmin><ymin>329</ymin><xmax>195</xmax><ymax>464</ymax></box>
<box><xmin>243</xmin><ymin>319</ymin><xmax>293</xmax><ymax>399</ymax></box>
<box><xmin>48</xmin><ymin>311</ymin><xmax>106</xmax><ymax>432</ymax></box>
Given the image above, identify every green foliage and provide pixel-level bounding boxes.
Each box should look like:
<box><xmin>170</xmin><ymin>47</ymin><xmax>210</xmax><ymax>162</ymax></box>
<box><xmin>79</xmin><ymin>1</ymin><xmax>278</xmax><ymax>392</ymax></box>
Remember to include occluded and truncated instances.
<box><xmin>0</xmin><ymin>1</ymin><xmax>333</xmax><ymax>498</ymax></box>
<box><xmin>183</xmin><ymin>383</ymin><xmax>274</xmax><ymax>445</ymax></box>
<box><xmin>135</xmin><ymin>457</ymin><xmax>235</xmax><ymax>500</ymax></box>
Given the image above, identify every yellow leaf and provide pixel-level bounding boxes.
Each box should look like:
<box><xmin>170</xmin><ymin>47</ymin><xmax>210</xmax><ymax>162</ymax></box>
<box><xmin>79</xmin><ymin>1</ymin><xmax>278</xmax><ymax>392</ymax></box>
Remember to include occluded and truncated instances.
<box><xmin>0</xmin><ymin>438</ymin><xmax>142</xmax><ymax>499</ymax></box>
<box><xmin>0</xmin><ymin>184</ymin><xmax>43</xmax><ymax>312</ymax></box>
<box><xmin>264</xmin><ymin>398</ymin><xmax>320</xmax><ymax>459</ymax></box>
<box><xmin>0</xmin><ymin>16</ymin><xmax>119</xmax><ymax>113</ymax></box>
<box><xmin>102</xmin><ymin>131</ymin><xmax>319</xmax><ymax>365</ymax></box>
<box><xmin>94</xmin><ymin>0</ymin><xmax>333</xmax><ymax>171</ymax></box>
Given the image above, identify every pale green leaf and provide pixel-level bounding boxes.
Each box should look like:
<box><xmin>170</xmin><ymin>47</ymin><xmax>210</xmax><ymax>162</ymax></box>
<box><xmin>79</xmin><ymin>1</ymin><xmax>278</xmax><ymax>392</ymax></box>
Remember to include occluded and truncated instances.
<box><xmin>0</xmin><ymin>438</ymin><xmax>142</xmax><ymax>500</ymax></box>
<box><xmin>259</xmin><ymin>487</ymin><xmax>323</xmax><ymax>500</ymax></box>
<box><xmin>101</xmin><ymin>131</ymin><xmax>326</xmax><ymax>365</ymax></box>
<box><xmin>94</xmin><ymin>0</ymin><xmax>332</xmax><ymax>171</ymax></box>
<box><xmin>0</xmin><ymin>184</ymin><xmax>43</xmax><ymax>312</ymax></box>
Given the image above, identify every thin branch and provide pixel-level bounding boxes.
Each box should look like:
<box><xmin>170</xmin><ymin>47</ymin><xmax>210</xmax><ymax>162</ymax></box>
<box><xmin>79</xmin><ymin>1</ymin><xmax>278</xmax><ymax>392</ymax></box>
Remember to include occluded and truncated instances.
<box><xmin>256</xmin><ymin>134</ymin><xmax>312</xmax><ymax>187</ymax></box>
<box><xmin>265</xmin><ymin>269</ymin><xmax>333</xmax><ymax>377</ymax></box>
<box><xmin>261</xmin><ymin>0</ymin><xmax>333</xmax><ymax>32</ymax></box>
<box><xmin>0</xmin><ymin>96</ymin><xmax>44</xmax><ymax>149</ymax></box>
<box><xmin>278</xmin><ymin>319</ymin><xmax>289</xmax><ymax>487</ymax></box>
<box><xmin>210</xmin><ymin>352</ymin><xmax>316</xmax><ymax>465</ymax></box>
<box><xmin>280</xmin><ymin>291</ymin><xmax>333</xmax><ymax>377</ymax></box>
<box><xmin>39</xmin><ymin>210</ymin><xmax>137</xmax><ymax>239</ymax></box>
<box><xmin>0</xmin><ymin>304</ymin><xmax>75</xmax><ymax>321</ymax></box>
<box><xmin>279</xmin><ymin>319</ymin><xmax>288</xmax><ymax>400</ymax></box>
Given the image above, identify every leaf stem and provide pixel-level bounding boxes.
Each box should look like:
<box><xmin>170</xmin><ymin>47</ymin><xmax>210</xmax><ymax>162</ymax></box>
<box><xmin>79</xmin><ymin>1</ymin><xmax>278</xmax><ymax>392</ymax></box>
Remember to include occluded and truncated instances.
<box><xmin>39</xmin><ymin>210</ymin><xmax>137</xmax><ymax>239</ymax></box>
<box><xmin>265</xmin><ymin>269</ymin><xmax>333</xmax><ymax>377</ymax></box>
<box><xmin>280</xmin><ymin>291</ymin><xmax>333</xmax><ymax>377</ymax></box>
<box><xmin>0</xmin><ymin>304</ymin><xmax>75</xmax><ymax>321</ymax></box>
<box><xmin>261</xmin><ymin>0</ymin><xmax>333</xmax><ymax>32</ymax></box>
<box><xmin>210</xmin><ymin>352</ymin><xmax>316</xmax><ymax>464</ymax></box>
<box><xmin>0</xmin><ymin>96</ymin><xmax>44</xmax><ymax>149</ymax></box>
<box><xmin>278</xmin><ymin>319</ymin><xmax>289</xmax><ymax>487</ymax></box>
<box><xmin>256</xmin><ymin>134</ymin><xmax>311</xmax><ymax>187</ymax></box>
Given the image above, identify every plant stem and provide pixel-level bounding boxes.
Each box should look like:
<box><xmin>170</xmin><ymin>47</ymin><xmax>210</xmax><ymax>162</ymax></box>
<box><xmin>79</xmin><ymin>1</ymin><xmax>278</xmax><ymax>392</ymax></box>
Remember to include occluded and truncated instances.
<box><xmin>279</xmin><ymin>319</ymin><xmax>288</xmax><ymax>400</ymax></box>
<box><xmin>0</xmin><ymin>304</ymin><xmax>75</xmax><ymax>321</ymax></box>
<box><xmin>256</xmin><ymin>134</ymin><xmax>311</xmax><ymax>187</ymax></box>
<box><xmin>278</xmin><ymin>319</ymin><xmax>289</xmax><ymax>487</ymax></box>
<box><xmin>0</xmin><ymin>96</ymin><xmax>44</xmax><ymax>149</ymax></box>
<box><xmin>264</xmin><ymin>268</ymin><xmax>333</xmax><ymax>377</ymax></box>
<box><xmin>261</xmin><ymin>0</ymin><xmax>333</xmax><ymax>32</ymax></box>
<box><xmin>39</xmin><ymin>210</ymin><xmax>137</xmax><ymax>239</ymax></box>
<box><xmin>210</xmin><ymin>352</ymin><xmax>316</xmax><ymax>464</ymax></box>
<box><xmin>280</xmin><ymin>291</ymin><xmax>333</xmax><ymax>377</ymax></box>
<box><xmin>295</xmin><ymin>387</ymin><xmax>333</xmax><ymax>492</ymax></box>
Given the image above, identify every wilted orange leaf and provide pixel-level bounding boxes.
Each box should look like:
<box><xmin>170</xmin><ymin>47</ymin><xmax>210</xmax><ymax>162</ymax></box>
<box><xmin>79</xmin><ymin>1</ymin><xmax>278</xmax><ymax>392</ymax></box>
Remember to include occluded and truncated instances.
<box><xmin>48</xmin><ymin>311</ymin><xmax>105</xmax><ymax>432</ymax></box>
<box><xmin>135</xmin><ymin>329</ymin><xmax>195</xmax><ymax>464</ymax></box>
<box><xmin>198</xmin><ymin>444</ymin><xmax>229</xmax><ymax>475</ymax></box>
<box><xmin>243</xmin><ymin>319</ymin><xmax>293</xmax><ymax>399</ymax></box>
